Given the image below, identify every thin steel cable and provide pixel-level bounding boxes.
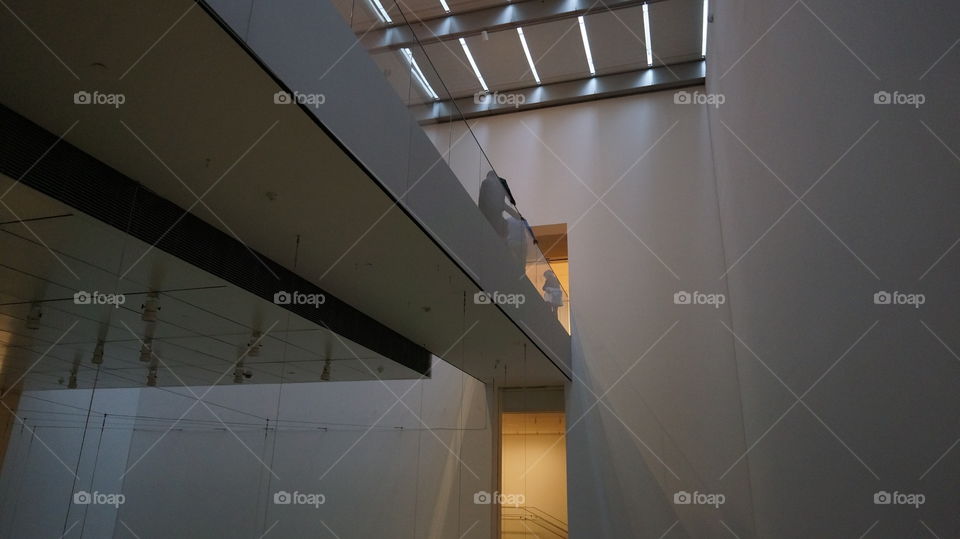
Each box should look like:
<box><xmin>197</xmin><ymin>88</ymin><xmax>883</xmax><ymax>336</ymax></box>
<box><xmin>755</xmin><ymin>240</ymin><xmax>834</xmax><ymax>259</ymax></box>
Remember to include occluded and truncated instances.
<box><xmin>77</xmin><ymin>413</ymin><xmax>108</xmax><ymax>538</ymax></box>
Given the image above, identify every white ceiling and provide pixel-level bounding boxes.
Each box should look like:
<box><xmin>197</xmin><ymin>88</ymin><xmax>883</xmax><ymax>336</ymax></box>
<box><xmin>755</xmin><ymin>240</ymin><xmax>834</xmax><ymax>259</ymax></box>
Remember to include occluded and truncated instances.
<box><xmin>338</xmin><ymin>0</ymin><xmax>705</xmax><ymax>102</ymax></box>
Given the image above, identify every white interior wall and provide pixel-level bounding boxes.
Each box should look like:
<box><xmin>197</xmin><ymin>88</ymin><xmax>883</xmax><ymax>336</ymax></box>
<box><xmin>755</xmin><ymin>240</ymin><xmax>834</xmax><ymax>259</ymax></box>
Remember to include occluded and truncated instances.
<box><xmin>706</xmin><ymin>1</ymin><xmax>960</xmax><ymax>537</ymax></box>
<box><xmin>501</xmin><ymin>432</ymin><xmax>567</xmax><ymax>525</ymax></box>
<box><xmin>0</xmin><ymin>358</ymin><xmax>492</xmax><ymax>539</ymax></box>
<box><xmin>425</xmin><ymin>89</ymin><xmax>755</xmax><ymax>537</ymax></box>
<box><xmin>0</xmin><ymin>388</ymin><xmax>139</xmax><ymax>539</ymax></box>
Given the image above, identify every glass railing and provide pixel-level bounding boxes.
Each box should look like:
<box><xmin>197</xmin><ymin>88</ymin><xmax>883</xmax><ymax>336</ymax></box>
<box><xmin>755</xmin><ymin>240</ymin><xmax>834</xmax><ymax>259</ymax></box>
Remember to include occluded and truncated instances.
<box><xmin>331</xmin><ymin>0</ymin><xmax>570</xmax><ymax>331</ymax></box>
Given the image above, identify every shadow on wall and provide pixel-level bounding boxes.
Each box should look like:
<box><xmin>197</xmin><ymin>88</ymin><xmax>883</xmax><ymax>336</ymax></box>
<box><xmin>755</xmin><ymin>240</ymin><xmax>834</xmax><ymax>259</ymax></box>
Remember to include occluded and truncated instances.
<box><xmin>0</xmin><ymin>359</ymin><xmax>493</xmax><ymax>538</ymax></box>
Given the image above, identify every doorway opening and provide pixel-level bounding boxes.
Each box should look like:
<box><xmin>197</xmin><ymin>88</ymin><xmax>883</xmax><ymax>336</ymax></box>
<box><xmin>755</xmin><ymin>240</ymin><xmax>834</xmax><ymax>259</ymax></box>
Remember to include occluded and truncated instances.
<box><xmin>529</xmin><ymin>223</ymin><xmax>569</xmax><ymax>332</ymax></box>
<box><xmin>499</xmin><ymin>387</ymin><xmax>568</xmax><ymax>538</ymax></box>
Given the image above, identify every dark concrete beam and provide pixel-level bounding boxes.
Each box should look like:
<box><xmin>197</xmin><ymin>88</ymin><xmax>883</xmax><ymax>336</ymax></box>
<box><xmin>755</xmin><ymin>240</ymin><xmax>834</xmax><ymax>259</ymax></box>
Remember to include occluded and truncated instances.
<box><xmin>412</xmin><ymin>59</ymin><xmax>705</xmax><ymax>123</ymax></box>
<box><xmin>0</xmin><ymin>104</ymin><xmax>433</xmax><ymax>376</ymax></box>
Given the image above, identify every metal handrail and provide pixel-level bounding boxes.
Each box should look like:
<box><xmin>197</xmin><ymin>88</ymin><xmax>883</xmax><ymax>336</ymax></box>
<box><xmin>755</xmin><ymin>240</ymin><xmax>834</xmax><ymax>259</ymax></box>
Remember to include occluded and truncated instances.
<box><xmin>502</xmin><ymin>505</ymin><xmax>568</xmax><ymax>537</ymax></box>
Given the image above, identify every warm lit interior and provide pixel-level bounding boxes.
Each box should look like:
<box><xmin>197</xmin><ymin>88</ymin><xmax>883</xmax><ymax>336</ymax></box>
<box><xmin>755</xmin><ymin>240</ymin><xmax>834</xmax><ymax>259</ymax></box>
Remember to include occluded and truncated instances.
<box><xmin>501</xmin><ymin>412</ymin><xmax>568</xmax><ymax>538</ymax></box>
<box><xmin>531</xmin><ymin>224</ymin><xmax>570</xmax><ymax>332</ymax></box>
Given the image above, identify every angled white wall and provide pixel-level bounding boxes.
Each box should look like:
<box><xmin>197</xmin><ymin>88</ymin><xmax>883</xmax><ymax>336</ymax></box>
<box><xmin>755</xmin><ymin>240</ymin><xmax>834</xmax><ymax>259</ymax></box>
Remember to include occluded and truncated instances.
<box><xmin>0</xmin><ymin>388</ymin><xmax>140</xmax><ymax>539</ymax></box>
<box><xmin>0</xmin><ymin>359</ymin><xmax>493</xmax><ymax>538</ymax></box>
<box><xmin>426</xmin><ymin>88</ymin><xmax>755</xmax><ymax>537</ymax></box>
<box><xmin>706</xmin><ymin>0</ymin><xmax>960</xmax><ymax>537</ymax></box>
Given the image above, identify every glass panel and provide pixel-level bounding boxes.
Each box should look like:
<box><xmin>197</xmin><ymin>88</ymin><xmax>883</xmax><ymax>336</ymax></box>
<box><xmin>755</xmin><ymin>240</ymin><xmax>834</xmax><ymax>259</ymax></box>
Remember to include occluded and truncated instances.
<box><xmin>0</xmin><ymin>180</ymin><xmax>492</xmax><ymax>537</ymax></box>
<box><xmin>331</xmin><ymin>1</ymin><xmax>571</xmax><ymax>330</ymax></box>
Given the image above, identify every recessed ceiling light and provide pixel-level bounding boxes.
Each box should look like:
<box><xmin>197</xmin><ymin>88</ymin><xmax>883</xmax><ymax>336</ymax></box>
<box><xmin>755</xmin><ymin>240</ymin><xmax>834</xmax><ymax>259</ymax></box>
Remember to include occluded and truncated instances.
<box><xmin>577</xmin><ymin>16</ymin><xmax>596</xmax><ymax>76</ymax></box>
<box><xmin>701</xmin><ymin>0</ymin><xmax>709</xmax><ymax>57</ymax></box>
<box><xmin>440</xmin><ymin>0</ymin><xmax>451</xmax><ymax>12</ymax></box>
<box><xmin>370</xmin><ymin>0</ymin><xmax>392</xmax><ymax>23</ymax></box>
<box><xmin>643</xmin><ymin>3</ymin><xmax>653</xmax><ymax>66</ymax></box>
<box><xmin>401</xmin><ymin>48</ymin><xmax>440</xmax><ymax>100</ymax></box>
<box><xmin>517</xmin><ymin>27</ymin><xmax>541</xmax><ymax>85</ymax></box>
<box><xmin>460</xmin><ymin>37</ymin><xmax>489</xmax><ymax>92</ymax></box>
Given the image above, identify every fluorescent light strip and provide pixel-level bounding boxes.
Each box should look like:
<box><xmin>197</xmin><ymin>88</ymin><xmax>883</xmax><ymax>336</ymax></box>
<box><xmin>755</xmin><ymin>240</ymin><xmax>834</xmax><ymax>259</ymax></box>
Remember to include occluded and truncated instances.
<box><xmin>401</xmin><ymin>48</ymin><xmax>439</xmax><ymax>100</ymax></box>
<box><xmin>370</xmin><ymin>0</ymin><xmax>393</xmax><ymax>23</ymax></box>
<box><xmin>701</xmin><ymin>0</ymin><xmax>708</xmax><ymax>57</ymax></box>
<box><xmin>577</xmin><ymin>16</ymin><xmax>595</xmax><ymax>76</ymax></box>
<box><xmin>517</xmin><ymin>27</ymin><xmax>541</xmax><ymax>85</ymax></box>
<box><xmin>642</xmin><ymin>3</ymin><xmax>653</xmax><ymax>66</ymax></box>
<box><xmin>459</xmin><ymin>37</ymin><xmax>489</xmax><ymax>92</ymax></box>
<box><xmin>439</xmin><ymin>0</ymin><xmax>451</xmax><ymax>12</ymax></box>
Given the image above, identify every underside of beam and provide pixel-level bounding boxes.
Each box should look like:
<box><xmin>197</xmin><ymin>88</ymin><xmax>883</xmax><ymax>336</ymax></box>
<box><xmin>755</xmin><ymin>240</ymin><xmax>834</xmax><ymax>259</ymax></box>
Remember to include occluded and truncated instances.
<box><xmin>413</xmin><ymin>59</ymin><xmax>705</xmax><ymax>123</ymax></box>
